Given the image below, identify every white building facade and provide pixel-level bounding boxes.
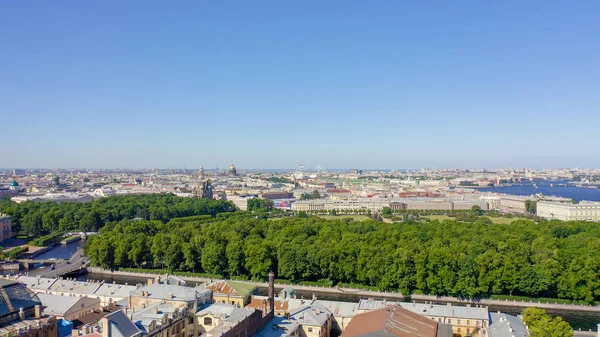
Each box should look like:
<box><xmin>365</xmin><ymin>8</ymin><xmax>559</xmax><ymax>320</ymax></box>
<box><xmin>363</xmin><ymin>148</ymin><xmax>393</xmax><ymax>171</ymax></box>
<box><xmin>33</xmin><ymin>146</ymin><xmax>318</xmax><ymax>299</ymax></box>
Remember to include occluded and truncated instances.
<box><xmin>537</xmin><ymin>201</ymin><xmax>600</xmax><ymax>221</ymax></box>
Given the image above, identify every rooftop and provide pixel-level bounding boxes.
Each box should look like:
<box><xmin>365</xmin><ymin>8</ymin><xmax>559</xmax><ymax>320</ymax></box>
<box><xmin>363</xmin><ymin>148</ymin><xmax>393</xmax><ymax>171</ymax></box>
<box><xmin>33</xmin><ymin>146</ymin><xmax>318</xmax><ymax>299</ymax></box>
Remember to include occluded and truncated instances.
<box><xmin>341</xmin><ymin>305</ymin><xmax>442</xmax><ymax>337</ymax></box>
<box><xmin>488</xmin><ymin>312</ymin><xmax>530</xmax><ymax>337</ymax></box>
<box><xmin>37</xmin><ymin>293</ymin><xmax>99</xmax><ymax>317</ymax></box>
<box><xmin>253</xmin><ymin>316</ymin><xmax>300</xmax><ymax>337</ymax></box>
<box><xmin>0</xmin><ymin>278</ymin><xmax>42</xmax><ymax>318</ymax></box>
<box><xmin>130</xmin><ymin>283</ymin><xmax>211</xmax><ymax>302</ymax></box>
<box><xmin>207</xmin><ymin>280</ymin><xmax>257</xmax><ymax>297</ymax></box>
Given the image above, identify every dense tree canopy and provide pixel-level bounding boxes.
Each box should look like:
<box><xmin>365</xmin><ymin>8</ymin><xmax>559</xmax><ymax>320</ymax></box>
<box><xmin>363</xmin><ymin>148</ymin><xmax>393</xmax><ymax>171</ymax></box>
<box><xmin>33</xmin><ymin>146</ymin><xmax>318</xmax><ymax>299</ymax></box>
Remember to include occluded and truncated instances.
<box><xmin>522</xmin><ymin>307</ymin><xmax>573</xmax><ymax>337</ymax></box>
<box><xmin>0</xmin><ymin>194</ymin><xmax>237</xmax><ymax>236</ymax></box>
<box><xmin>85</xmin><ymin>212</ymin><xmax>600</xmax><ymax>303</ymax></box>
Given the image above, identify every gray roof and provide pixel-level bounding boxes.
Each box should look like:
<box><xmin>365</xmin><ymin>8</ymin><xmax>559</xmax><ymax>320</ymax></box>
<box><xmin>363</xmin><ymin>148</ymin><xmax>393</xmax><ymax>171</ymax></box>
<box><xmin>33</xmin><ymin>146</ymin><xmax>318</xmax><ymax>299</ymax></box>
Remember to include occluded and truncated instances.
<box><xmin>130</xmin><ymin>284</ymin><xmax>211</xmax><ymax>302</ymax></box>
<box><xmin>105</xmin><ymin>310</ymin><xmax>142</xmax><ymax>337</ymax></box>
<box><xmin>16</xmin><ymin>276</ymin><xmax>58</xmax><ymax>291</ymax></box>
<box><xmin>356</xmin><ymin>300</ymin><xmax>489</xmax><ymax>321</ymax></box>
<box><xmin>37</xmin><ymin>293</ymin><xmax>99</xmax><ymax>317</ymax></box>
<box><xmin>46</xmin><ymin>279</ymin><xmax>102</xmax><ymax>295</ymax></box>
<box><xmin>289</xmin><ymin>301</ymin><xmax>331</xmax><ymax>327</ymax></box>
<box><xmin>93</xmin><ymin>283</ymin><xmax>137</xmax><ymax>298</ymax></box>
<box><xmin>436</xmin><ymin>323</ymin><xmax>454</xmax><ymax>337</ymax></box>
<box><xmin>0</xmin><ymin>280</ymin><xmax>42</xmax><ymax>317</ymax></box>
<box><xmin>130</xmin><ymin>303</ymin><xmax>183</xmax><ymax>333</ymax></box>
<box><xmin>489</xmin><ymin>313</ymin><xmax>530</xmax><ymax>337</ymax></box>
<box><xmin>398</xmin><ymin>302</ymin><xmax>489</xmax><ymax>320</ymax></box>
<box><xmin>254</xmin><ymin>316</ymin><xmax>300</xmax><ymax>337</ymax></box>
<box><xmin>315</xmin><ymin>299</ymin><xmax>359</xmax><ymax>317</ymax></box>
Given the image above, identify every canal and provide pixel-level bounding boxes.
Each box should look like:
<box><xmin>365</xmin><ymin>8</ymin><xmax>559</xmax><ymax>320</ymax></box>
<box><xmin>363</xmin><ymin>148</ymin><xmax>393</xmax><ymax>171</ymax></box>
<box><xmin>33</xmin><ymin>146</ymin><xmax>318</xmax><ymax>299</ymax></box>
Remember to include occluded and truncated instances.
<box><xmin>78</xmin><ymin>272</ymin><xmax>600</xmax><ymax>331</ymax></box>
<box><xmin>32</xmin><ymin>239</ymin><xmax>85</xmax><ymax>260</ymax></box>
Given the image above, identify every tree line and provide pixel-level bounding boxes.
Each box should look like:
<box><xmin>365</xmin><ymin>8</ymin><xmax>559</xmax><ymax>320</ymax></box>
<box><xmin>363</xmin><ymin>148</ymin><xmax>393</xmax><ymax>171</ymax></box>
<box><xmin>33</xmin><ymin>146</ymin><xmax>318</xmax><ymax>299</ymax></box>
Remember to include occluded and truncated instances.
<box><xmin>0</xmin><ymin>194</ymin><xmax>236</xmax><ymax>237</ymax></box>
<box><xmin>85</xmin><ymin>212</ymin><xmax>600</xmax><ymax>303</ymax></box>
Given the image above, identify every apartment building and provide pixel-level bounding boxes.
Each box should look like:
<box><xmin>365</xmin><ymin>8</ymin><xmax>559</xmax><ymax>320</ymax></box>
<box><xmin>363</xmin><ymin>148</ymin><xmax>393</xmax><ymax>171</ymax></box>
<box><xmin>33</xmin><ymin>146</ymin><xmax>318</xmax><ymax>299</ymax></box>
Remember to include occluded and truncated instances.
<box><xmin>537</xmin><ymin>201</ymin><xmax>600</xmax><ymax>221</ymax></box>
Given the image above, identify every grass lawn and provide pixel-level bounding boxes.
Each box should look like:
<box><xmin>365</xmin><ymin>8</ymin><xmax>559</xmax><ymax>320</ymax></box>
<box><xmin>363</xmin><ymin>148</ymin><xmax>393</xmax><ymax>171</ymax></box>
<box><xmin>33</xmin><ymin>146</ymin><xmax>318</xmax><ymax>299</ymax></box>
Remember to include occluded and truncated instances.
<box><xmin>424</xmin><ymin>215</ymin><xmax>520</xmax><ymax>225</ymax></box>
<box><xmin>318</xmin><ymin>215</ymin><xmax>372</xmax><ymax>221</ymax></box>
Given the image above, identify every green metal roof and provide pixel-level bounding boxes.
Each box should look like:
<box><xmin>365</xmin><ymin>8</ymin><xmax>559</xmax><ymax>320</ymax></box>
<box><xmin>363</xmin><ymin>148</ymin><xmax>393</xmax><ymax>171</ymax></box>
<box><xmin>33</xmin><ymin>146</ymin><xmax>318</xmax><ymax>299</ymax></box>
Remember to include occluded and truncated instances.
<box><xmin>226</xmin><ymin>281</ymin><xmax>257</xmax><ymax>297</ymax></box>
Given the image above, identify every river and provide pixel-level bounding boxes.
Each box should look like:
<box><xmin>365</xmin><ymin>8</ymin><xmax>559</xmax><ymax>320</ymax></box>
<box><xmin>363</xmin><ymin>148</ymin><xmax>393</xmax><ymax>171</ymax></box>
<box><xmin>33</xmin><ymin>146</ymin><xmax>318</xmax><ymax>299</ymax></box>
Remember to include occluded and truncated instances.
<box><xmin>32</xmin><ymin>239</ymin><xmax>85</xmax><ymax>260</ymax></box>
<box><xmin>77</xmin><ymin>272</ymin><xmax>600</xmax><ymax>331</ymax></box>
<box><xmin>478</xmin><ymin>180</ymin><xmax>600</xmax><ymax>202</ymax></box>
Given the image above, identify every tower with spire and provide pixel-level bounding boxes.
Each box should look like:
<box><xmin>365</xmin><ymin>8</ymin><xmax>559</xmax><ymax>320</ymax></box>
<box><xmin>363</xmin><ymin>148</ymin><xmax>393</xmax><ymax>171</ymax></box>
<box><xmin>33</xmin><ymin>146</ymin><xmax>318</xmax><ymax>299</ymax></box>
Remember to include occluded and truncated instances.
<box><xmin>195</xmin><ymin>164</ymin><xmax>213</xmax><ymax>199</ymax></box>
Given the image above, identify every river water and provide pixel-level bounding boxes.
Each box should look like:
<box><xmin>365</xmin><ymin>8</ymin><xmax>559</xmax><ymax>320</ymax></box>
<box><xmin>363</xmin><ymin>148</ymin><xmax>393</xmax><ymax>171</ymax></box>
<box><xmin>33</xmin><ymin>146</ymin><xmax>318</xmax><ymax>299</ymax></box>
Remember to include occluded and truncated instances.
<box><xmin>32</xmin><ymin>239</ymin><xmax>85</xmax><ymax>260</ymax></box>
<box><xmin>478</xmin><ymin>180</ymin><xmax>600</xmax><ymax>202</ymax></box>
<box><xmin>78</xmin><ymin>272</ymin><xmax>600</xmax><ymax>331</ymax></box>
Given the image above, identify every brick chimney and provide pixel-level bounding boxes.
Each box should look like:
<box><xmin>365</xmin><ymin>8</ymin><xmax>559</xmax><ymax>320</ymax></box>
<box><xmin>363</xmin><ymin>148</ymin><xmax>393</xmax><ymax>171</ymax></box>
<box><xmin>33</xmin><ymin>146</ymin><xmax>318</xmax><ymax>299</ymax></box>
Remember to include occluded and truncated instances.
<box><xmin>268</xmin><ymin>271</ymin><xmax>275</xmax><ymax>313</ymax></box>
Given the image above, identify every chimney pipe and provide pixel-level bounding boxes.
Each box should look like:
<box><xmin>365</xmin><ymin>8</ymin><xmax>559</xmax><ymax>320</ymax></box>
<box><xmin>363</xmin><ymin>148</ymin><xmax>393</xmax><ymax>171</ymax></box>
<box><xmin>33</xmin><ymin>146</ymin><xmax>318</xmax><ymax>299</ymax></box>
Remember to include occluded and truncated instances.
<box><xmin>268</xmin><ymin>271</ymin><xmax>275</xmax><ymax>312</ymax></box>
<box><xmin>34</xmin><ymin>305</ymin><xmax>42</xmax><ymax>319</ymax></box>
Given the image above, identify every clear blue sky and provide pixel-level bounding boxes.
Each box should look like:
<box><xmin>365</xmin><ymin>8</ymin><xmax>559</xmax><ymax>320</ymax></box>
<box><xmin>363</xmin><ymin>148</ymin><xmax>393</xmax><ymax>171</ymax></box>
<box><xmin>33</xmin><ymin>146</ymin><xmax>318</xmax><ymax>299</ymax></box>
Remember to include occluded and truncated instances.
<box><xmin>2</xmin><ymin>1</ymin><xmax>599</xmax><ymax>169</ymax></box>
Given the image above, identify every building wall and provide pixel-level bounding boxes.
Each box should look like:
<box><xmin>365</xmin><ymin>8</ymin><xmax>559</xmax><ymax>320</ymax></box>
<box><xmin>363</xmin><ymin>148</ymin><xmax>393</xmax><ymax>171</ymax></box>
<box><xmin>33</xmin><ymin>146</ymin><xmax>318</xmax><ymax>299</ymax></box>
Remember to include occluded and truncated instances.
<box><xmin>129</xmin><ymin>296</ymin><xmax>193</xmax><ymax>312</ymax></box>
<box><xmin>63</xmin><ymin>298</ymin><xmax>102</xmax><ymax>322</ymax></box>
<box><xmin>260</xmin><ymin>192</ymin><xmax>294</xmax><ymax>199</ymax></box>
<box><xmin>537</xmin><ymin>202</ymin><xmax>600</xmax><ymax>221</ymax></box>
<box><xmin>499</xmin><ymin>198</ymin><xmax>528</xmax><ymax>214</ymax></box>
<box><xmin>429</xmin><ymin>316</ymin><xmax>488</xmax><ymax>337</ymax></box>
<box><xmin>0</xmin><ymin>216</ymin><xmax>12</xmax><ymax>242</ymax></box>
<box><xmin>213</xmin><ymin>294</ymin><xmax>246</xmax><ymax>307</ymax></box>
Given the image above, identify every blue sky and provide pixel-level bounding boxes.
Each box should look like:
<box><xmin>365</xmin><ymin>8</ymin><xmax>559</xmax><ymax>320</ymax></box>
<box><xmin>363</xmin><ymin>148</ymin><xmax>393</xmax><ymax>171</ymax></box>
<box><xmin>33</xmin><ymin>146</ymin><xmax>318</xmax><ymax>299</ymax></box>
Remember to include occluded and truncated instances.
<box><xmin>1</xmin><ymin>1</ymin><xmax>599</xmax><ymax>169</ymax></box>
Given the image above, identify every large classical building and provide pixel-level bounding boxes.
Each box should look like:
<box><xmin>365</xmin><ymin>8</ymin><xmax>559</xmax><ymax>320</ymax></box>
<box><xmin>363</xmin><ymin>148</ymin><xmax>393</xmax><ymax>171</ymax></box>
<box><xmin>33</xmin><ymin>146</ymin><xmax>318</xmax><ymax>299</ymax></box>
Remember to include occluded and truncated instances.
<box><xmin>292</xmin><ymin>199</ymin><xmax>390</xmax><ymax>212</ymax></box>
<box><xmin>389</xmin><ymin>199</ymin><xmax>489</xmax><ymax>211</ymax></box>
<box><xmin>498</xmin><ymin>196</ymin><xmax>530</xmax><ymax>214</ymax></box>
<box><xmin>0</xmin><ymin>215</ymin><xmax>11</xmax><ymax>243</ymax></box>
<box><xmin>537</xmin><ymin>201</ymin><xmax>600</xmax><ymax>221</ymax></box>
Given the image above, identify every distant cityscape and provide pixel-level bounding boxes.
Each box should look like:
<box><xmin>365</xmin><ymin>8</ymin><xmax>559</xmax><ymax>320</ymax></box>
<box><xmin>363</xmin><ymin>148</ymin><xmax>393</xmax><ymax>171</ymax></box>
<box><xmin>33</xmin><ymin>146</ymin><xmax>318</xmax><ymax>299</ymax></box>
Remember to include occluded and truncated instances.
<box><xmin>2</xmin><ymin>165</ymin><xmax>600</xmax><ymax>222</ymax></box>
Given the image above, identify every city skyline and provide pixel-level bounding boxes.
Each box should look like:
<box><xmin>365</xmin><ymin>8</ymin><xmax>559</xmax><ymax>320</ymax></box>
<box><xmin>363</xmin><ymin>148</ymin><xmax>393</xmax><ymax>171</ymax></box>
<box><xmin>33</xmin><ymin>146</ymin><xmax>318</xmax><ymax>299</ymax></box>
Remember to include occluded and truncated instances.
<box><xmin>2</xmin><ymin>1</ymin><xmax>600</xmax><ymax>168</ymax></box>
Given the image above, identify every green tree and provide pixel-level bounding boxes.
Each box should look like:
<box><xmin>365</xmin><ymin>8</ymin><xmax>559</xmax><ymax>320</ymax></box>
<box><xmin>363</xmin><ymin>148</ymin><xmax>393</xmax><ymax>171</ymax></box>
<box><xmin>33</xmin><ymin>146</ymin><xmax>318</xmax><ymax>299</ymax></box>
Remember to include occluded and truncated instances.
<box><xmin>470</xmin><ymin>205</ymin><xmax>484</xmax><ymax>216</ymax></box>
<box><xmin>310</xmin><ymin>190</ymin><xmax>321</xmax><ymax>199</ymax></box>
<box><xmin>525</xmin><ymin>200</ymin><xmax>537</xmax><ymax>214</ymax></box>
<box><xmin>522</xmin><ymin>308</ymin><xmax>573</xmax><ymax>337</ymax></box>
<box><xmin>201</xmin><ymin>242</ymin><xmax>226</xmax><ymax>275</ymax></box>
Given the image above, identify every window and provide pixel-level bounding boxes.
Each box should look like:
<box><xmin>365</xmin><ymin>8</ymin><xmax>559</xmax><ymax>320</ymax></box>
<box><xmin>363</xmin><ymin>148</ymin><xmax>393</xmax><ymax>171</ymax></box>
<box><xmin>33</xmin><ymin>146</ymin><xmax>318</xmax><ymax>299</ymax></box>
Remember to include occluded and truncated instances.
<box><xmin>457</xmin><ymin>319</ymin><xmax>461</xmax><ymax>325</ymax></box>
<box><xmin>308</xmin><ymin>328</ymin><xmax>313</xmax><ymax>333</ymax></box>
<box><xmin>204</xmin><ymin>317</ymin><xmax>213</xmax><ymax>326</ymax></box>
<box><xmin>467</xmin><ymin>320</ymin><xmax>470</xmax><ymax>325</ymax></box>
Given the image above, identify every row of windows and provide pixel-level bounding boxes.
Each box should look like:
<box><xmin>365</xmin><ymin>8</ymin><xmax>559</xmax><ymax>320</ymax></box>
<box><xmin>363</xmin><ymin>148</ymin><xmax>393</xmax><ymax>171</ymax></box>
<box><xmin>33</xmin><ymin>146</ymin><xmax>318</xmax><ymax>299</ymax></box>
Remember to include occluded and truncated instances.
<box><xmin>433</xmin><ymin>317</ymin><xmax>482</xmax><ymax>327</ymax></box>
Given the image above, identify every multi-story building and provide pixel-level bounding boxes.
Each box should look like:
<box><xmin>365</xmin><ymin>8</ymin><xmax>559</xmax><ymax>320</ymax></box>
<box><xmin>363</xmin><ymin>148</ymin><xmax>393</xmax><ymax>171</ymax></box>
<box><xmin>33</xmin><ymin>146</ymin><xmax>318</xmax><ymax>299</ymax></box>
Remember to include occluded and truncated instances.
<box><xmin>129</xmin><ymin>283</ymin><xmax>213</xmax><ymax>313</ymax></box>
<box><xmin>488</xmin><ymin>312</ymin><xmax>530</xmax><ymax>337</ymax></box>
<box><xmin>341</xmin><ymin>304</ymin><xmax>453</xmax><ymax>337</ymax></box>
<box><xmin>37</xmin><ymin>293</ymin><xmax>101</xmax><ymax>322</ymax></box>
<box><xmin>357</xmin><ymin>299</ymin><xmax>490</xmax><ymax>337</ymax></box>
<box><xmin>206</xmin><ymin>280</ymin><xmax>258</xmax><ymax>307</ymax></box>
<box><xmin>228</xmin><ymin>196</ymin><xmax>251</xmax><ymax>211</ymax></box>
<box><xmin>260</xmin><ymin>192</ymin><xmax>294</xmax><ymax>200</ymax></box>
<box><xmin>389</xmin><ymin>199</ymin><xmax>489</xmax><ymax>211</ymax></box>
<box><xmin>0</xmin><ymin>215</ymin><xmax>11</xmax><ymax>243</ymax></box>
<box><xmin>498</xmin><ymin>196</ymin><xmax>530</xmax><ymax>214</ymax></box>
<box><xmin>292</xmin><ymin>199</ymin><xmax>389</xmax><ymax>212</ymax></box>
<box><xmin>537</xmin><ymin>201</ymin><xmax>600</xmax><ymax>221</ymax></box>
